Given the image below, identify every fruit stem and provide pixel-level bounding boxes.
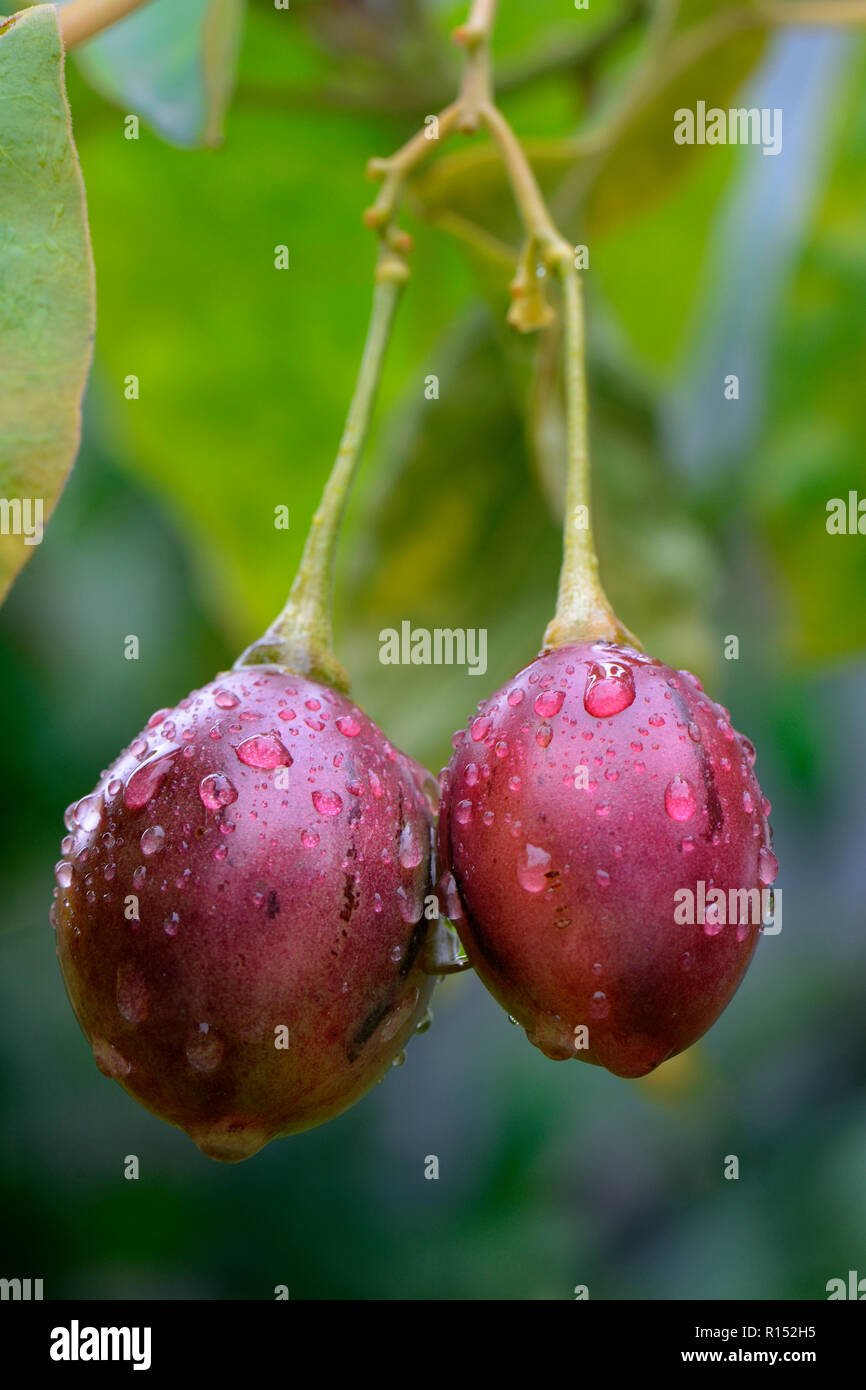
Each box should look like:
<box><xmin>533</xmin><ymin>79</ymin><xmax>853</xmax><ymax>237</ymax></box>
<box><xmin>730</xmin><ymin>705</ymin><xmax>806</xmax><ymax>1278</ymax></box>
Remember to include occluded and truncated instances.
<box><xmin>544</xmin><ymin>261</ymin><xmax>641</xmax><ymax>651</ymax></box>
<box><xmin>235</xmin><ymin>250</ymin><xmax>410</xmax><ymax>689</ymax></box>
<box><xmin>476</xmin><ymin>101</ymin><xmax>640</xmax><ymax>650</ymax></box>
<box><xmin>59</xmin><ymin>0</ymin><xmax>154</xmax><ymax>48</ymax></box>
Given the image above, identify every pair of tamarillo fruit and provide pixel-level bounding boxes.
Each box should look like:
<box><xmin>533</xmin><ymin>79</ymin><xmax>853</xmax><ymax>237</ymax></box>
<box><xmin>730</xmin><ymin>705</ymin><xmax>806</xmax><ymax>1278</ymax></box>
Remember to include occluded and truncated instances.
<box><xmin>52</xmin><ymin>616</ymin><xmax>776</xmax><ymax>1161</ymax></box>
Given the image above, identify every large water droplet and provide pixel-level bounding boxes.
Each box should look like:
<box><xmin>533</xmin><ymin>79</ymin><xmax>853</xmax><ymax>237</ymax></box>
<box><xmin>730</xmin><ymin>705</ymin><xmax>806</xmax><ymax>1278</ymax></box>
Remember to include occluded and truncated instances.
<box><xmin>235</xmin><ymin>733</ymin><xmax>292</xmax><ymax>769</ymax></box>
<box><xmin>312</xmin><ymin>789</ymin><xmax>343</xmax><ymax>817</ymax></box>
<box><xmin>758</xmin><ymin>847</ymin><xmax>778</xmax><ymax>885</ymax></box>
<box><xmin>55</xmin><ymin>861</ymin><xmax>72</xmax><ymax>889</ymax></box>
<box><xmin>507</xmin><ymin>688</ymin><xmax>525</xmax><ymax>707</ymax></box>
<box><xmin>664</xmin><ymin>775</ymin><xmax>697</xmax><ymax>822</ymax></box>
<box><xmin>336</xmin><ymin>714</ymin><xmax>360</xmax><ymax>738</ymax></box>
<box><xmin>517</xmin><ymin>842</ymin><xmax>551</xmax><ymax>893</ymax></box>
<box><xmin>583</xmin><ymin>660</ymin><xmax>635</xmax><ymax>718</ymax></box>
<box><xmin>116</xmin><ymin>961</ymin><xmax>149</xmax><ymax>1024</ymax></box>
<box><xmin>124</xmin><ymin>749</ymin><xmax>179</xmax><ymax>810</ymax></box>
<box><xmin>470</xmin><ymin>716</ymin><xmax>491</xmax><ymax>742</ymax></box>
<box><xmin>92</xmin><ymin>1036</ymin><xmax>131</xmax><ymax>1079</ymax></box>
<box><xmin>213</xmin><ymin>688</ymin><xmax>239</xmax><ymax>709</ymax></box>
<box><xmin>534</xmin><ymin>690</ymin><xmax>564</xmax><ymax>718</ymax></box>
<box><xmin>199</xmin><ymin>772</ymin><xmax>239</xmax><ymax>811</ymax></box>
<box><xmin>73</xmin><ymin>795</ymin><xmax>102</xmax><ymax>833</ymax></box>
<box><xmin>301</xmin><ymin>828</ymin><xmax>319</xmax><ymax>849</ymax></box>
<box><xmin>535</xmin><ymin>724</ymin><xmax>553</xmax><ymax>749</ymax></box>
<box><xmin>140</xmin><ymin>825</ymin><xmax>165</xmax><ymax>856</ymax></box>
<box><xmin>398</xmin><ymin>821</ymin><xmax>424</xmax><ymax>869</ymax></box>
<box><xmin>185</xmin><ymin>1023</ymin><xmax>224</xmax><ymax>1073</ymax></box>
<box><xmin>454</xmin><ymin>799</ymin><xmax>472</xmax><ymax>826</ymax></box>
<box><xmin>465</xmin><ymin>762</ymin><xmax>479</xmax><ymax>787</ymax></box>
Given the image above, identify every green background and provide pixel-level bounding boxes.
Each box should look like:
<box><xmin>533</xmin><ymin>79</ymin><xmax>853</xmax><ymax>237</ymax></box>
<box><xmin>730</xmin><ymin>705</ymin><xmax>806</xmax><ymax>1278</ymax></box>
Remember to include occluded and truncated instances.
<box><xmin>1</xmin><ymin>0</ymin><xmax>865</xmax><ymax>1299</ymax></box>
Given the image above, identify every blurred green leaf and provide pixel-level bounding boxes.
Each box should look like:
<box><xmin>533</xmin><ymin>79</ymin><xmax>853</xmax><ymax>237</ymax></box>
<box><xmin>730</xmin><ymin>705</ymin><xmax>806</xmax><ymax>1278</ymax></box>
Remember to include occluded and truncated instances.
<box><xmin>54</xmin><ymin>0</ymin><xmax>246</xmax><ymax>148</ymax></box>
<box><xmin>0</xmin><ymin>4</ymin><xmax>94</xmax><ymax>605</ymax></box>
<box><xmin>67</xmin><ymin>4</ymin><xmax>470</xmax><ymax>650</ymax></box>
<box><xmin>753</xmin><ymin>40</ymin><xmax>866</xmax><ymax>665</ymax></box>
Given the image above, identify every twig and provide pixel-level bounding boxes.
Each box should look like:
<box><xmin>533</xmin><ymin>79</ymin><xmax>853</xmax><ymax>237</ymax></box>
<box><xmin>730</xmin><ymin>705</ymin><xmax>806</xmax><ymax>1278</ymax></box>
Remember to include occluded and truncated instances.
<box><xmin>59</xmin><ymin>0</ymin><xmax>153</xmax><ymax>49</ymax></box>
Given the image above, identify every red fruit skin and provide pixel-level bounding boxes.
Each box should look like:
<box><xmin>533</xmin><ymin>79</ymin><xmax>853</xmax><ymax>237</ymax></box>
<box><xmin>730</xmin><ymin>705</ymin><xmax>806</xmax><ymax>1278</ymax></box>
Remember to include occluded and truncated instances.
<box><xmin>437</xmin><ymin>643</ymin><xmax>777</xmax><ymax>1078</ymax></box>
<box><xmin>53</xmin><ymin>667</ymin><xmax>437</xmax><ymax>1161</ymax></box>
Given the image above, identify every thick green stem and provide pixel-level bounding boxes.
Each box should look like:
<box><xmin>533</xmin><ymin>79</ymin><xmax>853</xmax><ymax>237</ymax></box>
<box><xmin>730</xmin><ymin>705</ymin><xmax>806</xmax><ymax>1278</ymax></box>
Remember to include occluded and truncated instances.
<box><xmin>235</xmin><ymin>253</ymin><xmax>409</xmax><ymax>688</ymax></box>
<box><xmin>544</xmin><ymin>265</ymin><xmax>639</xmax><ymax>650</ymax></box>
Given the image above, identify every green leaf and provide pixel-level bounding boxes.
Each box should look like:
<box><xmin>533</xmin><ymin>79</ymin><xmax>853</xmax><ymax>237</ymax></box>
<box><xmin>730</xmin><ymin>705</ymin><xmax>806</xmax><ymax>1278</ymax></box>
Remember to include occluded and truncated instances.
<box><xmin>54</xmin><ymin>0</ymin><xmax>246</xmax><ymax>148</ymax></box>
<box><xmin>0</xmin><ymin>4</ymin><xmax>94</xmax><ymax>605</ymax></box>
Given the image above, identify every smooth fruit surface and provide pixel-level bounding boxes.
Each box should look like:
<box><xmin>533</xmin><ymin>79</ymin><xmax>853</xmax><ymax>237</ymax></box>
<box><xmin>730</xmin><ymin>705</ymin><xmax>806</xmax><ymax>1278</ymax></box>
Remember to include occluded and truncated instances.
<box><xmin>53</xmin><ymin>667</ymin><xmax>437</xmax><ymax>1161</ymax></box>
<box><xmin>438</xmin><ymin>642</ymin><xmax>777</xmax><ymax>1077</ymax></box>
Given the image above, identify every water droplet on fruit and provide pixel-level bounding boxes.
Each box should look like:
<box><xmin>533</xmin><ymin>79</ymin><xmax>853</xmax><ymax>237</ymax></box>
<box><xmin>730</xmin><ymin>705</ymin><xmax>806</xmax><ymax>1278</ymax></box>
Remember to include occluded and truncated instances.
<box><xmin>129</xmin><ymin>738</ymin><xmax>148</xmax><ymax>760</ymax></box>
<box><xmin>301</xmin><ymin>828</ymin><xmax>320</xmax><ymax>849</ymax></box>
<box><xmin>199</xmin><ymin>773</ymin><xmax>239</xmax><ymax>811</ymax></box>
<box><xmin>440</xmin><ymin>872</ymin><xmax>463</xmax><ymax>922</ymax></box>
<box><xmin>124</xmin><ymin>749</ymin><xmax>179</xmax><ymax>810</ymax></box>
<box><xmin>396</xmin><ymin>884</ymin><xmax>423</xmax><ymax>924</ymax></box>
<box><xmin>595</xmin><ymin>868</ymin><xmax>610</xmax><ymax>887</ymax></box>
<box><xmin>589</xmin><ymin>991</ymin><xmax>610</xmax><ymax>1020</ymax></box>
<box><xmin>465</xmin><ymin>762</ymin><xmax>479</xmax><ymax>787</ymax></box>
<box><xmin>214</xmin><ymin>689</ymin><xmax>239</xmax><ymax>709</ymax></box>
<box><xmin>235</xmin><ymin>734</ymin><xmax>292</xmax><ymax>769</ymax></box>
<box><xmin>758</xmin><ymin>847</ymin><xmax>778</xmax><ymax>885</ymax></box>
<box><xmin>398</xmin><ymin>822</ymin><xmax>424</xmax><ymax>869</ymax></box>
<box><xmin>517</xmin><ymin>843</ymin><xmax>551</xmax><ymax>893</ymax></box>
<box><xmin>116</xmin><ymin>962</ymin><xmax>149</xmax><ymax>1024</ymax></box>
<box><xmin>507</xmin><ymin>688</ymin><xmax>524</xmax><ymax>707</ymax></box>
<box><xmin>132</xmin><ymin>865</ymin><xmax>146</xmax><ymax>889</ymax></box>
<box><xmin>455</xmin><ymin>799</ymin><xmax>472</xmax><ymax>825</ymax></box>
<box><xmin>312</xmin><ymin>789</ymin><xmax>343</xmax><ymax>817</ymax></box>
<box><xmin>73</xmin><ymin>795</ymin><xmax>102</xmax><ymax>832</ymax></box>
<box><xmin>534</xmin><ymin>690</ymin><xmax>564</xmax><ymax>718</ymax></box>
<box><xmin>92</xmin><ymin>1036</ymin><xmax>130</xmax><ymax>1079</ymax></box>
<box><xmin>664</xmin><ymin>775</ymin><xmax>697</xmax><ymax>822</ymax></box>
<box><xmin>55</xmin><ymin>861</ymin><xmax>72</xmax><ymax>888</ymax></box>
<box><xmin>471</xmin><ymin>716</ymin><xmax>491</xmax><ymax>742</ymax></box>
<box><xmin>140</xmin><ymin>826</ymin><xmax>165</xmax><ymax>856</ymax></box>
<box><xmin>688</xmin><ymin>721</ymin><xmax>701</xmax><ymax>742</ymax></box>
<box><xmin>391</xmin><ymin>1051</ymin><xmax>406</xmax><ymax>1069</ymax></box>
<box><xmin>336</xmin><ymin>715</ymin><xmax>360</xmax><ymax>738</ymax></box>
<box><xmin>583</xmin><ymin>660</ymin><xmax>635</xmax><ymax>717</ymax></box>
<box><xmin>536</xmin><ymin>724</ymin><xmax>553</xmax><ymax>749</ymax></box>
<box><xmin>742</xmin><ymin>790</ymin><xmax>754</xmax><ymax>814</ymax></box>
<box><xmin>717</xmin><ymin>718</ymin><xmax>735</xmax><ymax>742</ymax></box>
<box><xmin>186</xmin><ymin>1023</ymin><xmax>224</xmax><ymax>1073</ymax></box>
<box><xmin>415</xmin><ymin>1007</ymin><xmax>434</xmax><ymax>1035</ymax></box>
<box><xmin>761</xmin><ymin>796</ymin><xmax>772</xmax><ymax>817</ymax></box>
<box><xmin>106</xmin><ymin>779</ymin><xmax>122</xmax><ymax>798</ymax></box>
<box><xmin>163</xmin><ymin>912</ymin><xmax>180</xmax><ymax>937</ymax></box>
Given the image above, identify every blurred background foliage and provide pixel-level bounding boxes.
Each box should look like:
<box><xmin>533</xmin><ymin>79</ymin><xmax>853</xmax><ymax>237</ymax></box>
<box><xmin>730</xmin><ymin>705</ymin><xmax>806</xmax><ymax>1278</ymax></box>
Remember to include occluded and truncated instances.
<box><xmin>1</xmin><ymin>0</ymin><xmax>865</xmax><ymax>1299</ymax></box>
